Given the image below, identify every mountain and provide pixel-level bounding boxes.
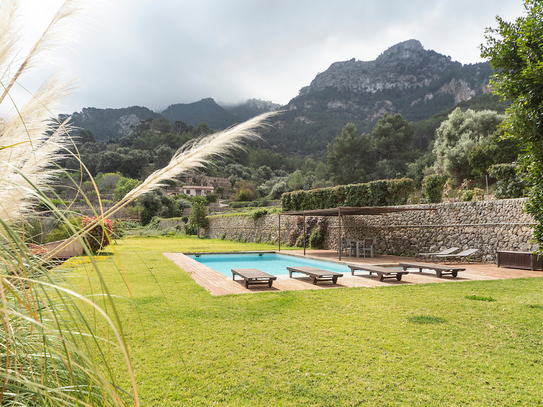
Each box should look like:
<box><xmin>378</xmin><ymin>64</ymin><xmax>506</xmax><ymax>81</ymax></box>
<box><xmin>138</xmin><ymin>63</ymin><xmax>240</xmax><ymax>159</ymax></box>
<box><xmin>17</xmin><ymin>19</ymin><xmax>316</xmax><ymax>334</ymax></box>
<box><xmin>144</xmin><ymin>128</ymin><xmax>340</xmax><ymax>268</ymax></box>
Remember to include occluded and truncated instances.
<box><xmin>64</xmin><ymin>106</ymin><xmax>162</xmax><ymax>142</ymax></box>
<box><xmin>64</xmin><ymin>40</ymin><xmax>496</xmax><ymax>150</ymax></box>
<box><xmin>64</xmin><ymin>98</ymin><xmax>280</xmax><ymax>141</ymax></box>
<box><xmin>223</xmin><ymin>99</ymin><xmax>282</xmax><ymax>122</ymax></box>
<box><xmin>160</xmin><ymin>98</ymin><xmax>240</xmax><ymax>129</ymax></box>
<box><xmin>262</xmin><ymin>39</ymin><xmax>493</xmax><ymax>154</ymax></box>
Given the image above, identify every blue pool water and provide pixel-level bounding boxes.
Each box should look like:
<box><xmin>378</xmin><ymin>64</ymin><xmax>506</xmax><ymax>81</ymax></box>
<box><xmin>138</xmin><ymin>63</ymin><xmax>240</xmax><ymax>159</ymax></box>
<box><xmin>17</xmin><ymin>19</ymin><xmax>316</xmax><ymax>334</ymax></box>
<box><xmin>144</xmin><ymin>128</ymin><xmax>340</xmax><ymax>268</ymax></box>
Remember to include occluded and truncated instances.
<box><xmin>187</xmin><ymin>252</ymin><xmax>352</xmax><ymax>277</ymax></box>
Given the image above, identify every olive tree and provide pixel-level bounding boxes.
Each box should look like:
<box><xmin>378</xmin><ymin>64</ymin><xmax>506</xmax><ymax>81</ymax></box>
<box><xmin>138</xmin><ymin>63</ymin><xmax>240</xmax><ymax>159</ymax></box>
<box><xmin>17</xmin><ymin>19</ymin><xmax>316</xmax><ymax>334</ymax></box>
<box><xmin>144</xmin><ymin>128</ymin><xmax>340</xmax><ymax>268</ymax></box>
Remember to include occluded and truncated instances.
<box><xmin>432</xmin><ymin>108</ymin><xmax>504</xmax><ymax>186</ymax></box>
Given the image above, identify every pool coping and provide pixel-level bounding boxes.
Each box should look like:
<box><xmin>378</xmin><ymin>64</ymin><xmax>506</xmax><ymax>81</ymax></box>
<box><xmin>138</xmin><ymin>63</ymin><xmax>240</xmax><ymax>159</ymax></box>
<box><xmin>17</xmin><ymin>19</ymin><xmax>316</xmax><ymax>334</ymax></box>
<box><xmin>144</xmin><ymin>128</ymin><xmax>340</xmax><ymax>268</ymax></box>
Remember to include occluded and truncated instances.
<box><xmin>163</xmin><ymin>250</ymin><xmax>543</xmax><ymax>296</ymax></box>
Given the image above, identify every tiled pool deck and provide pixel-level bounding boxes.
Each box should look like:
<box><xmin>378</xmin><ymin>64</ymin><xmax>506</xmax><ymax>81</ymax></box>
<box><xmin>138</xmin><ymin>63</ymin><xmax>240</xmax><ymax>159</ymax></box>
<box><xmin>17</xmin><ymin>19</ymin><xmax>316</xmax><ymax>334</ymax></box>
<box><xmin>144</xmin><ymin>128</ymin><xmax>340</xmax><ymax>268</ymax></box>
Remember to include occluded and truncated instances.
<box><xmin>163</xmin><ymin>250</ymin><xmax>543</xmax><ymax>296</ymax></box>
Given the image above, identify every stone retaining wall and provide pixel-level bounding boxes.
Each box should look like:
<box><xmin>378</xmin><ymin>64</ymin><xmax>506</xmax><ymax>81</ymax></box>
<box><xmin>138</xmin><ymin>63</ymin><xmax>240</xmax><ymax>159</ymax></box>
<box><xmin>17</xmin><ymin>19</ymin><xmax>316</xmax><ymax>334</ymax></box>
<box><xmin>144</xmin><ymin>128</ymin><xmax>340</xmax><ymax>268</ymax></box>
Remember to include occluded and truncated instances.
<box><xmin>204</xmin><ymin>198</ymin><xmax>537</xmax><ymax>262</ymax></box>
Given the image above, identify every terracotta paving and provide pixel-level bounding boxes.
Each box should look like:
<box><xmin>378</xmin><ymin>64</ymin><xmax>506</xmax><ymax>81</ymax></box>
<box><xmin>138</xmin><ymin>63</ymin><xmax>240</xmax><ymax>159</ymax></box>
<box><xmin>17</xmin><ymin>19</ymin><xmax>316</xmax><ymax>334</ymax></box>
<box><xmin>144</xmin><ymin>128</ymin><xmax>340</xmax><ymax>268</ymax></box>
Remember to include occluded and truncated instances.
<box><xmin>163</xmin><ymin>250</ymin><xmax>543</xmax><ymax>296</ymax></box>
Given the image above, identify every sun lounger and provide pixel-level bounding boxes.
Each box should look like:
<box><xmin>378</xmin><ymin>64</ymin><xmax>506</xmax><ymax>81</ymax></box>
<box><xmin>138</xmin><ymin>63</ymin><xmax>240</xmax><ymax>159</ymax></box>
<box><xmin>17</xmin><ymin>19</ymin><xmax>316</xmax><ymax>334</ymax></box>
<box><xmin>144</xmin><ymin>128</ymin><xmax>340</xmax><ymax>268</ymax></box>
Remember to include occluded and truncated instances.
<box><xmin>348</xmin><ymin>264</ymin><xmax>409</xmax><ymax>282</ymax></box>
<box><xmin>286</xmin><ymin>266</ymin><xmax>343</xmax><ymax>285</ymax></box>
<box><xmin>399</xmin><ymin>262</ymin><xmax>465</xmax><ymax>278</ymax></box>
<box><xmin>231</xmin><ymin>268</ymin><xmax>277</xmax><ymax>288</ymax></box>
<box><xmin>434</xmin><ymin>249</ymin><xmax>480</xmax><ymax>264</ymax></box>
<box><xmin>415</xmin><ymin>247</ymin><xmax>459</xmax><ymax>262</ymax></box>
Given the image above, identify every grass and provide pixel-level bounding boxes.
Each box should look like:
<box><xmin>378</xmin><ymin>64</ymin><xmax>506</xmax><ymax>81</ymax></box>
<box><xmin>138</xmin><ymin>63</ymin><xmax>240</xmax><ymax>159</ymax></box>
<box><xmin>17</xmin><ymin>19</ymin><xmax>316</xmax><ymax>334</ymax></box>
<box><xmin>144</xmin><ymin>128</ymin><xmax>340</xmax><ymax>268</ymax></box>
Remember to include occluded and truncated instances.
<box><xmin>407</xmin><ymin>315</ymin><xmax>447</xmax><ymax>324</ymax></box>
<box><xmin>66</xmin><ymin>236</ymin><xmax>543</xmax><ymax>406</ymax></box>
<box><xmin>465</xmin><ymin>294</ymin><xmax>497</xmax><ymax>302</ymax></box>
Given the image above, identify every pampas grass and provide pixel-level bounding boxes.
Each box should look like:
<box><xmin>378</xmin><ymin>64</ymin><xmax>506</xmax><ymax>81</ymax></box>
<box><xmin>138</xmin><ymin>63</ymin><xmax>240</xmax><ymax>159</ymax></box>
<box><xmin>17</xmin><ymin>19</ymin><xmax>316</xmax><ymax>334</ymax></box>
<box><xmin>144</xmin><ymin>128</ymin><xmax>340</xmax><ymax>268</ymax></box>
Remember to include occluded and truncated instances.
<box><xmin>0</xmin><ymin>1</ymin><xmax>140</xmax><ymax>405</ymax></box>
<box><xmin>0</xmin><ymin>1</ymin><xmax>280</xmax><ymax>405</ymax></box>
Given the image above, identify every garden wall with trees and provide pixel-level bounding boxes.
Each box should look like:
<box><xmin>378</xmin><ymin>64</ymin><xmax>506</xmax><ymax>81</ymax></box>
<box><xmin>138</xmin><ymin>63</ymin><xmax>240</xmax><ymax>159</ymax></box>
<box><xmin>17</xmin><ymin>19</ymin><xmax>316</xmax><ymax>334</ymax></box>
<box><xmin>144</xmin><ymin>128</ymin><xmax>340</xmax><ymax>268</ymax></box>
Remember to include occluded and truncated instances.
<box><xmin>205</xmin><ymin>198</ymin><xmax>535</xmax><ymax>262</ymax></box>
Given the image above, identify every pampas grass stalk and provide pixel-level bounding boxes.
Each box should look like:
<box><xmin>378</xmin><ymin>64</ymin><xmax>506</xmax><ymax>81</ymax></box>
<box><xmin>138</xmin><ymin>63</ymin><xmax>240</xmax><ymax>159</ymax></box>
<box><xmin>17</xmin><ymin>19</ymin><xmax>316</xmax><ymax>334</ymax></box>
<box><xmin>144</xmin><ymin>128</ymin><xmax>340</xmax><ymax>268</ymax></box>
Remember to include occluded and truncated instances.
<box><xmin>42</xmin><ymin>110</ymin><xmax>278</xmax><ymax>261</ymax></box>
<box><xmin>0</xmin><ymin>1</ymin><xmax>140</xmax><ymax>405</ymax></box>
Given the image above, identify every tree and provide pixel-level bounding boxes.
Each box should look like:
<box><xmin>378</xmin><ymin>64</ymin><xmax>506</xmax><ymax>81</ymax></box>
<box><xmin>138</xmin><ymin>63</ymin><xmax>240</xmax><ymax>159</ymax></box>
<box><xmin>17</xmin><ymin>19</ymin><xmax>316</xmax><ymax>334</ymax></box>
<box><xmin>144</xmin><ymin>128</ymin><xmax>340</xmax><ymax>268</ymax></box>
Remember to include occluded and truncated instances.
<box><xmin>488</xmin><ymin>163</ymin><xmax>525</xmax><ymax>199</ymax></box>
<box><xmin>119</xmin><ymin>149</ymin><xmax>150</xmax><ymax>178</ymax></box>
<box><xmin>327</xmin><ymin>123</ymin><xmax>372</xmax><ymax>184</ymax></box>
<box><xmin>189</xmin><ymin>196</ymin><xmax>208</xmax><ymax>238</ymax></box>
<box><xmin>150</xmin><ymin>117</ymin><xmax>172</xmax><ymax>133</ymax></box>
<box><xmin>467</xmin><ymin>128</ymin><xmax>520</xmax><ymax>177</ymax></box>
<box><xmin>314</xmin><ymin>162</ymin><xmax>329</xmax><ymax>181</ymax></box>
<box><xmin>370</xmin><ymin>112</ymin><xmax>418</xmax><ymax>180</ymax></box>
<box><xmin>196</xmin><ymin>122</ymin><xmax>213</xmax><ymax>136</ymax></box>
<box><xmin>422</xmin><ymin>174</ymin><xmax>445</xmax><ymax>203</ymax></box>
<box><xmin>288</xmin><ymin>170</ymin><xmax>304</xmax><ymax>190</ymax></box>
<box><xmin>432</xmin><ymin>108</ymin><xmax>504</xmax><ymax>186</ymax></box>
<box><xmin>270</xmin><ymin>180</ymin><xmax>288</xmax><ymax>199</ymax></box>
<box><xmin>78</xmin><ymin>129</ymin><xmax>96</xmax><ymax>144</ymax></box>
<box><xmin>372</xmin><ymin>113</ymin><xmax>416</xmax><ymax>162</ymax></box>
<box><xmin>114</xmin><ymin>177</ymin><xmax>141</xmax><ymax>200</ymax></box>
<box><xmin>96</xmin><ymin>172</ymin><xmax>123</xmax><ymax>193</ymax></box>
<box><xmin>140</xmin><ymin>189</ymin><xmax>182</xmax><ymax>225</ymax></box>
<box><xmin>481</xmin><ymin>1</ymin><xmax>543</xmax><ymax>250</ymax></box>
<box><xmin>301</xmin><ymin>157</ymin><xmax>317</xmax><ymax>175</ymax></box>
<box><xmin>252</xmin><ymin>165</ymin><xmax>273</xmax><ymax>184</ymax></box>
<box><xmin>175</xmin><ymin>120</ymin><xmax>188</xmax><ymax>134</ymax></box>
<box><xmin>96</xmin><ymin>151</ymin><xmax>124</xmax><ymax>174</ymax></box>
<box><xmin>154</xmin><ymin>145</ymin><xmax>174</xmax><ymax>168</ymax></box>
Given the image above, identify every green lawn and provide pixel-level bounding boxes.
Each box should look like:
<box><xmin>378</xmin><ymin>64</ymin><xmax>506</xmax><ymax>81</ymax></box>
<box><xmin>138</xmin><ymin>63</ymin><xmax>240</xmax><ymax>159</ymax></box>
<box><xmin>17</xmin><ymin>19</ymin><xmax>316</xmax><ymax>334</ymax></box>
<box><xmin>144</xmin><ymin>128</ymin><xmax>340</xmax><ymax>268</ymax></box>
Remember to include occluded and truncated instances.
<box><xmin>67</xmin><ymin>236</ymin><xmax>543</xmax><ymax>406</ymax></box>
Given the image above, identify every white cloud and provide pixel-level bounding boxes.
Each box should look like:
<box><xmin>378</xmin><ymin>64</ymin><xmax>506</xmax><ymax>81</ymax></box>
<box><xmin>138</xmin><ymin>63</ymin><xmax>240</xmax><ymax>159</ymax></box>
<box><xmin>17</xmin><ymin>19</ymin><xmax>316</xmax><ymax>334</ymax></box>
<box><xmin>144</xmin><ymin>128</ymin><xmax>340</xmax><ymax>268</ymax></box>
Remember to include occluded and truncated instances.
<box><xmin>16</xmin><ymin>0</ymin><xmax>527</xmax><ymax>113</ymax></box>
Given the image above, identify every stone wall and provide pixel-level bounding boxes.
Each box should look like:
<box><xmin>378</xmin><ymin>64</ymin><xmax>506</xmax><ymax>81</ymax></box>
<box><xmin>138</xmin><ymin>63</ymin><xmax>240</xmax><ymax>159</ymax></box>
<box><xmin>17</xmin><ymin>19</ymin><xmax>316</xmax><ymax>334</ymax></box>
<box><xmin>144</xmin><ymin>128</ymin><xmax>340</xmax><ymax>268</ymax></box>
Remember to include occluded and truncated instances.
<box><xmin>204</xmin><ymin>198</ymin><xmax>537</xmax><ymax>262</ymax></box>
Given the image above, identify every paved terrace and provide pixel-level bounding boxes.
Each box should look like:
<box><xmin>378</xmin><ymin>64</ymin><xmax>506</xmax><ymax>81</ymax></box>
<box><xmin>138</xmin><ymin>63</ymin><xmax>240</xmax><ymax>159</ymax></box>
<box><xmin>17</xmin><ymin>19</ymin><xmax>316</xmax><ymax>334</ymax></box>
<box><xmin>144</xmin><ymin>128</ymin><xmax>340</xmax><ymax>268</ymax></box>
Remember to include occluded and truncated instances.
<box><xmin>163</xmin><ymin>250</ymin><xmax>543</xmax><ymax>296</ymax></box>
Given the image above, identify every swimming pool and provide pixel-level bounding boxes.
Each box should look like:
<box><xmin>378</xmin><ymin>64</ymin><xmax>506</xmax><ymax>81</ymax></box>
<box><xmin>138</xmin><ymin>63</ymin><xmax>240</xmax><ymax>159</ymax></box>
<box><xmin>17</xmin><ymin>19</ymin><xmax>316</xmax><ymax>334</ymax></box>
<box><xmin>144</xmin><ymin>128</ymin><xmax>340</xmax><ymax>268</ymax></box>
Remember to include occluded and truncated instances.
<box><xmin>187</xmin><ymin>252</ymin><xmax>352</xmax><ymax>277</ymax></box>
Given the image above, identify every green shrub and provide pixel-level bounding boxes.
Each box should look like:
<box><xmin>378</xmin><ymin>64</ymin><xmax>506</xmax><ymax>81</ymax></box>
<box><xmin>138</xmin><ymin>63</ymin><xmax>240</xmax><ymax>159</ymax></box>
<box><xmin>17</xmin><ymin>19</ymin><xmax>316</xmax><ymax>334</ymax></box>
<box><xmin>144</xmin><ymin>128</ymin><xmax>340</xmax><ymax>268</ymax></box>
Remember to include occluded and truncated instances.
<box><xmin>111</xmin><ymin>219</ymin><xmax>124</xmax><ymax>240</ymax></box>
<box><xmin>114</xmin><ymin>177</ymin><xmax>141</xmax><ymax>200</ymax></box>
<box><xmin>124</xmin><ymin>205</ymin><xmax>142</xmax><ymax>219</ymax></box>
<box><xmin>185</xmin><ymin>222</ymin><xmax>197</xmax><ymax>235</ymax></box>
<box><xmin>205</xmin><ymin>193</ymin><xmax>219</xmax><ymax>203</ymax></box>
<box><xmin>81</xmin><ymin>217</ymin><xmax>113</xmax><ymax>254</ymax></box>
<box><xmin>309</xmin><ymin>227</ymin><xmax>325</xmax><ymax>249</ymax></box>
<box><xmin>473</xmin><ymin>187</ymin><xmax>485</xmax><ymax>201</ymax></box>
<box><xmin>488</xmin><ymin>163</ymin><xmax>525</xmax><ymax>199</ymax></box>
<box><xmin>422</xmin><ymin>175</ymin><xmax>445</xmax><ymax>203</ymax></box>
<box><xmin>250</xmin><ymin>208</ymin><xmax>269</xmax><ymax>220</ymax></box>
<box><xmin>462</xmin><ymin>190</ymin><xmax>474</xmax><ymax>202</ymax></box>
<box><xmin>46</xmin><ymin>217</ymin><xmax>82</xmax><ymax>243</ymax></box>
<box><xmin>281</xmin><ymin>178</ymin><xmax>415</xmax><ymax>211</ymax></box>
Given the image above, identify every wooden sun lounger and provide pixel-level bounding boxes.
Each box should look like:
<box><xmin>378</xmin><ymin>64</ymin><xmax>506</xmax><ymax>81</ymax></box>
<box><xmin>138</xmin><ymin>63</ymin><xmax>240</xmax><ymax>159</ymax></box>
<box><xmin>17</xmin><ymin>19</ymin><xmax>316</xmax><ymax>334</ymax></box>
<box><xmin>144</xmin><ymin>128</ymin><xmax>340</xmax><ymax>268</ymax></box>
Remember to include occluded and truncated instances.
<box><xmin>286</xmin><ymin>266</ymin><xmax>343</xmax><ymax>285</ymax></box>
<box><xmin>231</xmin><ymin>268</ymin><xmax>277</xmax><ymax>288</ymax></box>
<box><xmin>399</xmin><ymin>262</ymin><xmax>465</xmax><ymax>278</ymax></box>
<box><xmin>348</xmin><ymin>264</ymin><xmax>409</xmax><ymax>282</ymax></box>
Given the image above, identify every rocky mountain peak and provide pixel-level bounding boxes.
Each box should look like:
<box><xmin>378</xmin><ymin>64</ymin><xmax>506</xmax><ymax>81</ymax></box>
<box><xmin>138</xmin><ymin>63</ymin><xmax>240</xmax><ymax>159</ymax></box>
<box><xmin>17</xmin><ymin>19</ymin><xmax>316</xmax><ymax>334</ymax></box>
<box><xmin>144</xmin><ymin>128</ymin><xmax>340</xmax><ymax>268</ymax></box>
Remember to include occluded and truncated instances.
<box><xmin>376</xmin><ymin>39</ymin><xmax>424</xmax><ymax>62</ymax></box>
<box><xmin>298</xmin><ymin>39</ymin><xmax>462</xmax><ymax>97</ymax></box>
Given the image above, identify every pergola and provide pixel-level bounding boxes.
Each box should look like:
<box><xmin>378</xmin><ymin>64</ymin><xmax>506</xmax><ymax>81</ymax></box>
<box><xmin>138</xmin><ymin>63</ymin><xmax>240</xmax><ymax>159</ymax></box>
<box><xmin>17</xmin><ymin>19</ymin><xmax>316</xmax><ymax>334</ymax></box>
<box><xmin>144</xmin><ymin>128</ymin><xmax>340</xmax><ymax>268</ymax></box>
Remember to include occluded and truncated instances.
<box><xmin>278</xmin><ymin>206</ymin><xmax>435</xmax><ymax>260</ymax></box>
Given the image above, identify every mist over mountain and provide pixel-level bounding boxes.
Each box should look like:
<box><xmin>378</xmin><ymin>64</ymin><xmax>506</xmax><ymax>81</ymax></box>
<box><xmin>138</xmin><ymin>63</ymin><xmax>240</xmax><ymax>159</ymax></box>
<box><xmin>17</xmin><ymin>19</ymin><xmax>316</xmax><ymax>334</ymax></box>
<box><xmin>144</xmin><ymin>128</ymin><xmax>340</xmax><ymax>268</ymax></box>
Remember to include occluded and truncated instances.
<box><xmin>65</xmin><ymin>39</ymin><xmax>494</xmax><ymax>152</ymax></box>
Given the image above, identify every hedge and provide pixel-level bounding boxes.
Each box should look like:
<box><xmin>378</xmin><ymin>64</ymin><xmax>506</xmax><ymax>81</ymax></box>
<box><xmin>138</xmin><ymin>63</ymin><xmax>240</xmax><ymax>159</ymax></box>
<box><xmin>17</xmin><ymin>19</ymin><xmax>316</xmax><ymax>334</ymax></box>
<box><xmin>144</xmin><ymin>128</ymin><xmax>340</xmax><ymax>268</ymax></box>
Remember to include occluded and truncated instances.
<box><xmin>281</xmin><ymin>178</ymin><xmax>416</xmax><ymax>211</ymax></box>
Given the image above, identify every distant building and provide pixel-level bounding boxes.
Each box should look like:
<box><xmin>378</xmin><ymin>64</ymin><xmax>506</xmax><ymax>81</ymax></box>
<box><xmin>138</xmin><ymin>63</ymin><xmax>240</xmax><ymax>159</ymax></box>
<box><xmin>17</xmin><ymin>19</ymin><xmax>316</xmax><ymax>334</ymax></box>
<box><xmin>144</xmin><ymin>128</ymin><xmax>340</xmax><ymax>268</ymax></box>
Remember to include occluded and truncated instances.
<box><xmin>206</xmin><ymin>177</ymin><xmax>231</xmax><ymax>188</ymax></box>
<box><xmin>182</xmin><ymin>185</ymin><xmax>215</xmax><ymax>197</ymax></box>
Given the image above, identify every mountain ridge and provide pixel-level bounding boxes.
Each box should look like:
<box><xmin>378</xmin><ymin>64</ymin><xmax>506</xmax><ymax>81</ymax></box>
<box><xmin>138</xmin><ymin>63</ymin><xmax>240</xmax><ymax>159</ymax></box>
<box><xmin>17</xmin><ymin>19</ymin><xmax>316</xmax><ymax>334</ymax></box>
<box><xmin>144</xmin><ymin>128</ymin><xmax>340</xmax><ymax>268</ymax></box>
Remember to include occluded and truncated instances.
<box><xmin>262</xmin><ymin>39</ymin><xmax>492</xmax><ymax>153</ymax></box>
<box><xmin>64</xmin><ymin>39</ymin><xmax>493</xmax><ymax>152</ymax></box>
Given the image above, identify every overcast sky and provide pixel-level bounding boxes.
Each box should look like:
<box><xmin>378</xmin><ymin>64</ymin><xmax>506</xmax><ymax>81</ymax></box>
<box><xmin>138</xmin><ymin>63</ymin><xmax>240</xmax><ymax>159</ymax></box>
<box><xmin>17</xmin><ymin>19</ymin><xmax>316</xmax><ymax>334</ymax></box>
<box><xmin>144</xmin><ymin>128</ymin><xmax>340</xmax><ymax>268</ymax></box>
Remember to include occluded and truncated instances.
<box><xmin>17</xmin><ymin>0</ymin><xmax>526</xmax><ymax>114</ymax></box>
